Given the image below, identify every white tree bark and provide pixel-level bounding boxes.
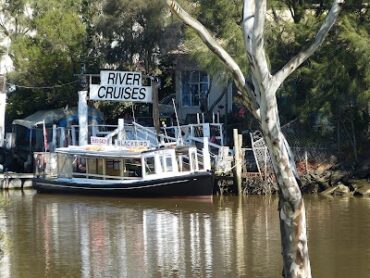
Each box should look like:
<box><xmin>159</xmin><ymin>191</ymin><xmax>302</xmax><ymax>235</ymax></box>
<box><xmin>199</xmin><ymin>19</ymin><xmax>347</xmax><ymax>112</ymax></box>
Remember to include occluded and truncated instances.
<box><xmin>165</xmin><ymin>0</ymin><xmax>260</xmax><ymax>120</ymax></box>
<box><xmin>165</xmin><ymin>0</ymin><xmax>344</xmax><ymax>276</ymax></box>
<box><xmin>0</xmin><ymin>76</ymin><xmax>6</xmax><ymax>147</ymax></box>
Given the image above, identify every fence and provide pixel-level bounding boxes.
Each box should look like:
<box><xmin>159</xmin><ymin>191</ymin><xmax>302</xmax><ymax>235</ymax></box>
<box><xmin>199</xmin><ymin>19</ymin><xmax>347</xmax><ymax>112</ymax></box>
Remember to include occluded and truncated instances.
<box><xmin>248</xmin><ymin>119</ymin><xmax>336</xmax><ymax>180</ymax></box>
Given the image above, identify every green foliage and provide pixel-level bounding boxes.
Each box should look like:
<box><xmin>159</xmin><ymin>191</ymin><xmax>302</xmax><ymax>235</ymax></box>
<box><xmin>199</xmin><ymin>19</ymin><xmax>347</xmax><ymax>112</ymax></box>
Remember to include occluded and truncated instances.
<box><xmin>92</xmin><ymin>0</ymin><xmax>166</xmax><ymax>74</ymax></box>
<box><xmin>184</xmin><ymin>0</ymin><xmax>246</xmax><ymax>78</ymax></box>
<box><xmin>2</xmin><ymin>0</ymin><xmax>173</xmax><ymax>123</ymax></box>
<box><xmin>82</xmin><ymin>0</ymin><xmax>168</xmax><ymax>121</ymax></box>
<box><xmin>3</xmin><ymin>0</ymin><xmax>85</xmax><ymax>121</ymax></box>
<box><xmin>181</xmin><ymin>0</ymin><xmax>369</xmax><ymax>153</ymax></box>
<box><xmin>301</xmin><ymin>7</ymin><xmax>370</xmax><ymax>149</ymax></box>
<box><xmin>268</xmin><ymin>1</ymin><xmax>369</xmax><ymax>151</ymax></box>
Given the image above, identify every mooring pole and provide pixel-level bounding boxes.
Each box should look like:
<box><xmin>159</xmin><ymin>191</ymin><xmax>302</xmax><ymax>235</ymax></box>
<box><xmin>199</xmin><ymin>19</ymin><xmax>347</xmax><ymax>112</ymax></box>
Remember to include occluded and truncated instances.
<box><xmin>78</xmin><ymin>90</ymin><xmax>88</xmax><ymax>146</ymax></box>
<box><xmin>233</xmin><ymin>129</ymin><xmax>243</xmax><ymax>194</ymax></box>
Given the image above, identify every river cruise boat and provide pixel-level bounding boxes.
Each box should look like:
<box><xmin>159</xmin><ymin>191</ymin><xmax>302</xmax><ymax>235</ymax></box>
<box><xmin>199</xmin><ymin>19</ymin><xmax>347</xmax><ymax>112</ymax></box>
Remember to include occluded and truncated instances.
<box><xmin>33</xmin><ymin>143</ymin><xmax>214</xmax><ymax>198</ymax></box>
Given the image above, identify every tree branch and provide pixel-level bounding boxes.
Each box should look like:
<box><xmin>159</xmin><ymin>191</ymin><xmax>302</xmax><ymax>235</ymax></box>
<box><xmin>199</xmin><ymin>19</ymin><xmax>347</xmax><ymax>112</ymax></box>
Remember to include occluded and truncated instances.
<box><xmin>165</xmin><ymin>0</ymin><xmax>260</xmax><ymax>121</ymax></box>
<box><xmin>208</xmin><ymin>85</ymin><xmax>228</xmax><ymax>114</ymax></box>
<box><xmin>274</xmin><ymin>0</ymin><xmax>344</xmax><ymax>88</ymax></box>
<box><xmin>0</xmin><ymin>21</ymin><xmax>10</xmax><ymax>37</ymax></box>
<box><xmin>243</xmin><ymin>0</ymin><xmax>271</xmax><ymax>100</ymax></box>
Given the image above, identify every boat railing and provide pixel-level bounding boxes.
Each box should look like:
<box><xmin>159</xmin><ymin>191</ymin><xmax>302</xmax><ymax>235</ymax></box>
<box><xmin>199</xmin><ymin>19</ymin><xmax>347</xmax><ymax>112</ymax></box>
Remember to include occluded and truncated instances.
<box><xmin>69</xmin><ymin>122</ymin><xmax>224</xmax><ymax>148</ymax></box>
<box><xmin>131</xmin><ymin>122</ymin><xmax>159</xmax><ymax>146</ymax></box>
<box><xmin>132</xmin><ymin>122</ymin><xmax>180</xmax><ymax>145</ymax></box>
<box><xmin>161</xmin><ymin>122</ymin><xmax>224</xmax><ymax>146</ymax></box>
<box><xmin>71</xmin><ymin>124</ymin><xmax>119</xmax><ymax>146</ymax></box>
<box><xmin>72</xmin><ymin>172</ymin><xmax>141</xmax><ymax>180</ymax></box>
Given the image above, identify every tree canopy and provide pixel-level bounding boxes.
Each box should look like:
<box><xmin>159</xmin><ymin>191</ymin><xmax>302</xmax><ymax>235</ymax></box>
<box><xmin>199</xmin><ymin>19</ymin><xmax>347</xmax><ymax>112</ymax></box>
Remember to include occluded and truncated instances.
<box><xmin>182</xmin><ymin>0</ymin><xmax>369</xmax><ymax>154</ymax></box>
<box><xmin>1</xmin><ymin>0</ymin><xmax>85</xmax><ymax>120</ymax></box>
<box><xmin>0</xmin><ymin>0</ymin><xmax>368</xmax><ymax>154</ymax></box>
<box><xmin>1</xmin><ymin>0</ymin><xmax>173</xmax><ymax>122</ymax></box>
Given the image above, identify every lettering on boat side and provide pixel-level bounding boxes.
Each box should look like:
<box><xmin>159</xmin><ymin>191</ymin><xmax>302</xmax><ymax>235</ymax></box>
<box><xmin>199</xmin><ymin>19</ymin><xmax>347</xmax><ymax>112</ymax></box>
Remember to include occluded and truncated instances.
<box><xmin>90</xmin><ymin>136</ymin><xmax>109</xmax><ymax>145</ymax></box>
<box><xmin>89</xmin><ymin>71</ymin><xmax>152</xmax><ymax>103</ymax></box>
<box><xmin>116</xmin><ymin>140</ymin><xmax>150</xmax><ymax>148</ymax></box>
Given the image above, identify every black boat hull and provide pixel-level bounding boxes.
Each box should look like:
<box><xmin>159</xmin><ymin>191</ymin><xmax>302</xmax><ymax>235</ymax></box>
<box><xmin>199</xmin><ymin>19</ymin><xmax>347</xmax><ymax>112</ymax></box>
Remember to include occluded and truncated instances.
<box><xmin>33</xmin><ymin>172</ymin><xmax>214</xmax><ymax>198</ymax></box>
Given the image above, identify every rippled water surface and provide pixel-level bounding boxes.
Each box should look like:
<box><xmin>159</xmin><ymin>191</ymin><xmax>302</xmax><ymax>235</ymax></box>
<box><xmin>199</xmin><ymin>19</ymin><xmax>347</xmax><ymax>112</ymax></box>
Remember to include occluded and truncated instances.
<box><xmin>0</xmin><ymin>191</ymin><xmax>370</xmax><ymax>277</ymax></box>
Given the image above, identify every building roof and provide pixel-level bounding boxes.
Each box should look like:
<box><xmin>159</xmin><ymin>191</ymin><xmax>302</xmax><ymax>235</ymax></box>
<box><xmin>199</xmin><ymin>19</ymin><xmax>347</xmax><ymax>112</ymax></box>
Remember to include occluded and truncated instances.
<box><xmin>13</xmin><ymin>107</ymin><xmax>104</xmax><ymax>129</ymax></box>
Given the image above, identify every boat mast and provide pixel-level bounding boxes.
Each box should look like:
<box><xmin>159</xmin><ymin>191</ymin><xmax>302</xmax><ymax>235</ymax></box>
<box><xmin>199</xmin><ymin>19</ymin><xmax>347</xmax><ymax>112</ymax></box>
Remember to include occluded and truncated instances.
<box><xmin>151</xmin><ymin>77</ymin><xmax>161</xmax><ymax>138</ymax></box>
<box><xmin>172</xmin><ymin>98</ymin><xmax>183</xmax><ymax>145</ymax></box>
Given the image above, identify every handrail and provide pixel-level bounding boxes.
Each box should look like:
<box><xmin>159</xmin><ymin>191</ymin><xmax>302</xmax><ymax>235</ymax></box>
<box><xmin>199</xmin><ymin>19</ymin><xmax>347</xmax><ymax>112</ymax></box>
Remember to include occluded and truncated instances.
<box><xmin>188</xmin><ymin>136</ymin><xmax>222</xmax><ymax>150</ymax></box>
<box><xmin>133</xmin><ymin>122</ymin><xmax>178</xmax><ymax>143</ymax></box>
<box><xmin>72</xmin><ymin>172</ymin><xmax>141</xmax><ymax>180</ymax></box>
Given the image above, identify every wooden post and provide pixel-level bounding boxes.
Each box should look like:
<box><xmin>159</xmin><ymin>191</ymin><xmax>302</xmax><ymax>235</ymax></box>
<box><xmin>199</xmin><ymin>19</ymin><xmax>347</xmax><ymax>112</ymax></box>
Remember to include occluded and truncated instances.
<box><xmin>238</xmin><ymin>133</ymin><xmax>243</xmax><ymax>188</ymax></box>
<box><xmin>78</xmin><ymin>90</ymin><xmax>88</xmax><ymax>146</ymax></box>
<box><xmin>203</xmin><ymin>123</ymin><xmax>210</xmax><ymax>138</ymax></box>
<box><xmin>233</xmin><ymin>129</ymin><xmax>242</xmax><ymax>195</ymax></box>
<box><xmin>102</xmin><ymin>158</ymin><xmax>106</xmax><ymax>180</ymax></box>
<box><xmin>71</xmin><ymin>126</ymin><xmax>76</xmax><ymax>146</ymax></box>
<box><xmin>305</xmin><ymin>151</ymin><xmax>309</xmax><ymax>174</ymax></box>
<box><xmin>52</xmin><ymin>124</ymin><xmax>57</xmax><ymax>152</ymax></box>
<box><xmin>59</xmin><ymin>127</ymin><xmax>65</xmax><ymax>148</ymax></box>
<box><xmin>151</xmin><ymin>79</ymin><xmax>160</xmax><ymax>137</ymax></box>
<box><xmin>202</xmin><ymin>137</ymin><xmax>211</xmax><ymax>171</ymax></box>
<box><xmin>92</xmin><ymin>123</ymin><xmax>97</xmax><ymax>137</ymax></box>
<box><xmin>118</xmin><ymin>118</ymin><xmax>124</xmax><ymax>144</ymax></box>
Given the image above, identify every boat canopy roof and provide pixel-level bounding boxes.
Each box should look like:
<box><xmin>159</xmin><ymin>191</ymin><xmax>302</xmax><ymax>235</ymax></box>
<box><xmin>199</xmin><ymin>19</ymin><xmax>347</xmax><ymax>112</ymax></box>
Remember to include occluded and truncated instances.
<box><xmin>13</xmin><ymin>107</ymin><xmax>104</xmax><ymax>129</ymax></box>
<box><xmin>56</xmin><ymin>145</ymin><xmax>146</xmax><ymax>158</ymax></box>
<box><xmin>55</xmin><ymin>144</ymin><xmax>190</xmax><ymax>159</ymax></box>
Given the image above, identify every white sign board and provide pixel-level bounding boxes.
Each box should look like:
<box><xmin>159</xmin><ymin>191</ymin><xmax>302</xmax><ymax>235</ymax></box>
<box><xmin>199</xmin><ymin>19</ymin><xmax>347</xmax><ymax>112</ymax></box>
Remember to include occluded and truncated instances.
<box><xmin>116</xmin><ymin>140</ymin><xmax>150</xmax><ymax>148</ymax></box>
<box><xmin>89</xmin><ymin>70</ymin><xmax>152</xmax><ymax>103</ymax></box>
<box><xmin>90</xmin><ymin>136</ymin><xmax>109</xmax><ymax>145</ymax></box>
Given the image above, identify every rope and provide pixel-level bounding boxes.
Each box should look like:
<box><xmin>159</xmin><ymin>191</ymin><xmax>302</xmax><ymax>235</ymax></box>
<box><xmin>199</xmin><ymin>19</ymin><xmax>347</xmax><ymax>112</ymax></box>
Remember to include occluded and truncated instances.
<box><xmin>6</xmin><ymin>80</ymin><xmax>79</xmax><ymax>90</ymax></box>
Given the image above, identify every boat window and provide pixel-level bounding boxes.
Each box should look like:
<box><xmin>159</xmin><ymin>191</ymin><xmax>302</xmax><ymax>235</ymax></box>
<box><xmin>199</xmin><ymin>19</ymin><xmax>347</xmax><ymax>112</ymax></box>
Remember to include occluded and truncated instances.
<box><xmin>144</xmin><ymin>157</ymin><xmax>155</xmax><ymax>175</ymax></box>
<box><xmin>165</xmin><ymin>156</ymin><xmax>173</xmax><ymax>172</ymax></box>
<box><xmin>86</xmin><ymin>158</ymin><xmax>105</xmax><ymax>179</ymax></box>
<box><xmin>159</xmin><ymin>155</ymin><xmax>174</xmax><ymax>173</ymax></box>
<box><xmin>106</xmin><ymin>160</ymin><xmax>120</xmax><ymax>170</ymax></box>
<box><xmin>72</xmin><ymin>156</ymin><xmax>86</xmax><ymax>174</ymax></box>
<box><xmin>57</xmin><ymin>153</ymin><xmax>72</xmax><ymax>178</ymax></box>
<box><xmin>123</xmin><ymin>158</ymin><xmax>142</xmax><ymax>177</ymax></box>
<box><xmin>105</xmin><ymin>159</ymin><xmax>121</xmax><ymax>177</ymax></box>
<box><xmin>177</xmin><ymin>155</ymin><xmax>190</xmax><ymax>172</ymax></box>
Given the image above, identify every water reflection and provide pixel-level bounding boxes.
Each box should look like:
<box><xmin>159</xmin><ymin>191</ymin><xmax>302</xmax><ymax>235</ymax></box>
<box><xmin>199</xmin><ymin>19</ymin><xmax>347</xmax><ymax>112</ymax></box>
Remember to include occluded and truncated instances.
<box><xmin>305</xmin><ymin>195</ymin><xmax>370</xmax><ymax>278</ymax></box>
<box><xmin>0</xmin><ymin>192</ymin><xmax>283</xmax><ymax>277</ymax></box>
<box><xmin>1</xmin><ymin>192</ymin><xmax>370</xmax><ymax>277</ymax></box>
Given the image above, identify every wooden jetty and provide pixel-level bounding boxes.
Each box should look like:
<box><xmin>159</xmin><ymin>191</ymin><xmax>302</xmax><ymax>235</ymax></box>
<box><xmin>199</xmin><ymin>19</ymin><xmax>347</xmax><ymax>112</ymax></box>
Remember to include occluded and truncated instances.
<box><xmin>0</xmin><ymin>172</ymin><xmax>34</xmax><ymax>190</ymax></box>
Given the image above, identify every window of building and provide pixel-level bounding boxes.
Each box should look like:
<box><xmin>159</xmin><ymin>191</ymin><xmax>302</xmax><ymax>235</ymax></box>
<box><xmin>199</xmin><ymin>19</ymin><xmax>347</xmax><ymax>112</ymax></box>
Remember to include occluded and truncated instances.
<box><xmin>182</xmin><ymin>71</ymin><xmax>209</xmax><ymax>107</ymax></box>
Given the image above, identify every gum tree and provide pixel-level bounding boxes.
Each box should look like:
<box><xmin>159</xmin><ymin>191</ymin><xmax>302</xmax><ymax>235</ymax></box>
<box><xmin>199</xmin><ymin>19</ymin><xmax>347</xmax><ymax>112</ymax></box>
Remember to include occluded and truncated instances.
<box><xmin>164</xmin><ymin>0</ymin><xmax>344</xmax><ymax>276</ymax></box>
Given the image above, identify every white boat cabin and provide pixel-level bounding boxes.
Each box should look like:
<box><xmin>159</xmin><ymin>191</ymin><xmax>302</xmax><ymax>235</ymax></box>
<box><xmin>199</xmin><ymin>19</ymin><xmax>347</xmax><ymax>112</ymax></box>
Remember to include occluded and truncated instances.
<box><xmin>35</xmin><ymin>145</ymin><xmax>204</xmax><ymax>181</ymax></box>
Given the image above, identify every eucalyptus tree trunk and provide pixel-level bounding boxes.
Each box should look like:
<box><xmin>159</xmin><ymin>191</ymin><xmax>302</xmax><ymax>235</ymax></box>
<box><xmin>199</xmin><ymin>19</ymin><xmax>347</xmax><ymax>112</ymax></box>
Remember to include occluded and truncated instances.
<box><xmin>0</xmin><ymin>75</ymin><xmax>6</xmax><ymax>148</ymax></box>
<box><xmin>165</xmin><ymin>0</ymin><xmax>344</xmax><ymax>276</ymax></box>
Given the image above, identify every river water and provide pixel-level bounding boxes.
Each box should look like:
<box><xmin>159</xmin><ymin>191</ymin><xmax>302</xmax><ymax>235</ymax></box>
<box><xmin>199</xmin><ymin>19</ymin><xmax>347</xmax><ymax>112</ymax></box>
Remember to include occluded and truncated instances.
<box><xmin>0</xmin><ymin>191</ymin><xmax>369</xmax><ymax>277</ymax></box>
